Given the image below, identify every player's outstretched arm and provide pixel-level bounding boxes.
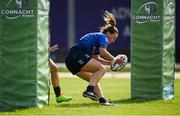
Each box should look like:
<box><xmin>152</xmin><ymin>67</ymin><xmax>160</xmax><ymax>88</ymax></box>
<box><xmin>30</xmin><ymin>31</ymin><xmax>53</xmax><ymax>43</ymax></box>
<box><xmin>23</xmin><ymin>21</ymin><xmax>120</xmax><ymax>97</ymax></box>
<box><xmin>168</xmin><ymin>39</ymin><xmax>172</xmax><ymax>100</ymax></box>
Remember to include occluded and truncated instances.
<box><xmin>49</xmin><ymin>44</ymin><xmax>59</xmax><ymax>52</ymax></box>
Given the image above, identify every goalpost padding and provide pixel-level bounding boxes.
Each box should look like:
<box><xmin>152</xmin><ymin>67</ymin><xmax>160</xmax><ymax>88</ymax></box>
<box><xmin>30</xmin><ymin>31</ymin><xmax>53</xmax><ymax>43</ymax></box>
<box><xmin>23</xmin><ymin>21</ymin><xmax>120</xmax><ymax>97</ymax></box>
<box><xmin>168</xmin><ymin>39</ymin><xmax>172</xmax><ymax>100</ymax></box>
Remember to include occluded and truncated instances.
<box><xmin>131</xmin><ymin>0</ymin><xmax>175</xmax><ymax>99</ymax></box>
<box><xmin>0</xmin><ymin>0</ymin><xmax>50</xmax><ymax>110</ymax></box>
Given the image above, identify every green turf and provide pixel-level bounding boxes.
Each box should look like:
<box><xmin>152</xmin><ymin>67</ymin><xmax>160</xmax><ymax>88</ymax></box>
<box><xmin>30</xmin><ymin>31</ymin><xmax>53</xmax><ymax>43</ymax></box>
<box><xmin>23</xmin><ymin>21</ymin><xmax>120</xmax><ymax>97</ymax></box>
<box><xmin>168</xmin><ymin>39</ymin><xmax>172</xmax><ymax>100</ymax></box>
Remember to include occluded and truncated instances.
<box><xmin>0</xmin><ymin>78</ymin><xmax>180</xmax><ymax>115</ymax></box>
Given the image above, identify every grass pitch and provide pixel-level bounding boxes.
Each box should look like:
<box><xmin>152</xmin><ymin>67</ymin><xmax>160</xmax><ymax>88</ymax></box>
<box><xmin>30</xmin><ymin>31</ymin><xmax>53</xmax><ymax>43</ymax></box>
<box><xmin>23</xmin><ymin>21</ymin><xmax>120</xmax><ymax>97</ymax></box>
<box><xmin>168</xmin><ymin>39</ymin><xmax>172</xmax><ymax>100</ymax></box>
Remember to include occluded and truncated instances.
<box><xmin>0</xmin><ymin>77</ymin><xmax>180</xmax><ymax>115</ymax></box>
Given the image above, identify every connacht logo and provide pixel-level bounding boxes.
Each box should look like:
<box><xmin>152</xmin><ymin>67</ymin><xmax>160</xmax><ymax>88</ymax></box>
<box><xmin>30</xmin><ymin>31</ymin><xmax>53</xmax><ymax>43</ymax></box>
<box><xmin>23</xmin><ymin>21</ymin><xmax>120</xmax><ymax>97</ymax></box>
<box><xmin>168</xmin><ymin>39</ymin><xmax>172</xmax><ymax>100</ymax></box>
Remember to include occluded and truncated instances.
<box><xmin>7</xmin><ymin>0</ymin><xmax>29</xmax><ymax>8</ymax></box>
<box><xmin>132</xmin><ymin>2</ymin><xmax>160</xmax><ymax>24</ymax></box>
<box><xmin>165</xmin><ymin>1</ymin><xmax>175</xmax><ymax>15</ymax></box>
<box><xmin>164</xmin><ymin>0</ymin><xmax>175</xmax><ymax>22</ymax></box>
<box><xmin>15</xmin><ymin>0</ymin><xmax>28</xmax><ymax>8</ymax></box>
<box><xmin>143</xmin><ymin>2</ymin><xmax>156</xmax><ymax>15</ymax></box>
<box><xmin>0</xmin><ymin>0</ymin><xmax>34</xmax><ymax>20</ymax></box>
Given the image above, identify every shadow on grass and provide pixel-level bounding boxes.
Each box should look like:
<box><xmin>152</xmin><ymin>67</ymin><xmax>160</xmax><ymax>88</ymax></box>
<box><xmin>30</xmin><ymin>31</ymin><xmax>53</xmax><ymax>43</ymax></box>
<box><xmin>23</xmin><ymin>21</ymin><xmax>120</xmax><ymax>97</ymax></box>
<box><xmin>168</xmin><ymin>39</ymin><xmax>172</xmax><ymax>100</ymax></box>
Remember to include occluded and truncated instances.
<box><xmin>55</xmin><ymin>98</ymin><xmax>163</xmax><ymax>108</ymax></box>
<box><xmin>56</xmin><ymin>102</ymin><xmax>100</xmax><ymax>108</ymax></box>
<box><xmin>0</xmin><ymin>106</ymin><xmax>30</xmax><ymax>112</ymax></box>
<box><xmin>112</xmin><ymin>97</ymin><xmax>161</xmax><ymax>104</ymax></box>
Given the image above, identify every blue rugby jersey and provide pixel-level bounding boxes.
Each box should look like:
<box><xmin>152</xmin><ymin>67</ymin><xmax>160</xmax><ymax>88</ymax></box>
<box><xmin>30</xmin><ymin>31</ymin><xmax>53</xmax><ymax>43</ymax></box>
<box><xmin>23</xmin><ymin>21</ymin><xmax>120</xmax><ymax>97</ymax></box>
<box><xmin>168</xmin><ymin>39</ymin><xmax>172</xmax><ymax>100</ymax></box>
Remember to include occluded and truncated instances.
<box><xmin>74</xmin><ymin>32</ymin><xmax>108</xmax><ymax>56</ymax></box>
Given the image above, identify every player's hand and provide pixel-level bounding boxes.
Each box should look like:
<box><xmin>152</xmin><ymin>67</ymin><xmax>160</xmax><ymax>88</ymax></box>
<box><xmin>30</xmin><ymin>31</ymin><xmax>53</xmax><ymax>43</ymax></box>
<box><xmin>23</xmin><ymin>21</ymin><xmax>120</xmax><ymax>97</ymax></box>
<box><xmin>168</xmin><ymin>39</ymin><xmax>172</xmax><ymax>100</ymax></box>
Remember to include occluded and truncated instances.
<box><xmin>49</xmin><ymin>44</ymin><xmax>59</xmax><ymax>52</ymax></box>
<box><xmin>113</xmin><ymin>58</ymin><xmax>124</xmax><ymax>65</ymax></box>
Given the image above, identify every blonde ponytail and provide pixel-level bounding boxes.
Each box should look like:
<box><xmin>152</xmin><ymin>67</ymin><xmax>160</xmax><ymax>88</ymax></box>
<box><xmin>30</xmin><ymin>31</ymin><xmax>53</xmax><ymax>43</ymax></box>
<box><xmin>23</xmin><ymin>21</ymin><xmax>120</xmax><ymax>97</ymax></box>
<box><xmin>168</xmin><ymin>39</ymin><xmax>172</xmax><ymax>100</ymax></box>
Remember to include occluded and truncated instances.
<box><xmin>100</xmin><ymin>11</ymin><xmax>118</xmax><ymax>34</ymax></box>
<box><xmin>103</xmin><ymin>10</ymin><xmax>116</xmax><ymax>27</ymax></box>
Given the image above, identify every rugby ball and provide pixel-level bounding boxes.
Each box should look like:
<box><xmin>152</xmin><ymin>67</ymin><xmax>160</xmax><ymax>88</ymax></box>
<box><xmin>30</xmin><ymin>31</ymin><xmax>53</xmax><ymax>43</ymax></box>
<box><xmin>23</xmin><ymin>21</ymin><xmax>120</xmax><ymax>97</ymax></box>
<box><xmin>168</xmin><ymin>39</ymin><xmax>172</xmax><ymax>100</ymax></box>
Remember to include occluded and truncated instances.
<box><xmin>110</xmin><ymin>54</ymin><xmax>128</xmax><ymax>71</ymax></box>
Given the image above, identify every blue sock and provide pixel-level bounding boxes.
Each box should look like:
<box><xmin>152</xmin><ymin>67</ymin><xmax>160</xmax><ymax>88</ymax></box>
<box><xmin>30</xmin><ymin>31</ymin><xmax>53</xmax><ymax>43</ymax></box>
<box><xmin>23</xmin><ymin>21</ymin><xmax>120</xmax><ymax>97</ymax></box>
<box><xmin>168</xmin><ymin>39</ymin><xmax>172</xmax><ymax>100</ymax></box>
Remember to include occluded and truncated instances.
<box><xmin>86</xmin><ymin>85</ymin><xmax>94</xmax><ymax>92</ymax></box>
<box><xmin>99</xmin><ymin>97</ymin><xmax>107</xmax><ymax>103</ymax></box>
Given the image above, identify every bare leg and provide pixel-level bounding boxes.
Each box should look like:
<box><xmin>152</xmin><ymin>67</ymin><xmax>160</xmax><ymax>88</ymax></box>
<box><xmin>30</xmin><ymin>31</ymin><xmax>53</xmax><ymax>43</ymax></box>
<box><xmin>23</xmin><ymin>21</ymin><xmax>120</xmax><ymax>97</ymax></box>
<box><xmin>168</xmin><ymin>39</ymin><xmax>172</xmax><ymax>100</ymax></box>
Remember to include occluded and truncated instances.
<box><xmin>95</xmin><ymin>83</ymin><xmax>103</xmax><ymax>99</ymax></box>
<box><xmin>76</xmin><ymin>71</ymin><xmax>104</xmax><ymax>99</ymax></box>
<box><xmin>76</xmin><ymin>59</ymin><xmax>112</xmax><ymax>106</ymax></box>
<box><xmin>49</xmin><ymin>58</ymin><xmax>72</xmax><ymax>103</ymax></box>
<box><xmin>49</xmin><ymin>58</ymin><xmax>60</xmax><ymax>88</ymax></box>
<box><xmin>79</xmin><ymin>58</ymin><xmax>106</xmax><ymax>86</ymax></box>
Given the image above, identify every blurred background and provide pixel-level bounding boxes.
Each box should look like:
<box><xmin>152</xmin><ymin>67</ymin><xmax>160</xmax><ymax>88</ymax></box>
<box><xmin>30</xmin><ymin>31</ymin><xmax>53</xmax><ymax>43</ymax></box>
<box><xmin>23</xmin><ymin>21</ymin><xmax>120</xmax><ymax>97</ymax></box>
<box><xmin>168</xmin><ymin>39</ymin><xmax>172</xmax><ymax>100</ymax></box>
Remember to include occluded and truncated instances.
<box><xmin>49</xmin><ymin>0</ymin><xmax>179</xmax><ymax>63</ymax></box>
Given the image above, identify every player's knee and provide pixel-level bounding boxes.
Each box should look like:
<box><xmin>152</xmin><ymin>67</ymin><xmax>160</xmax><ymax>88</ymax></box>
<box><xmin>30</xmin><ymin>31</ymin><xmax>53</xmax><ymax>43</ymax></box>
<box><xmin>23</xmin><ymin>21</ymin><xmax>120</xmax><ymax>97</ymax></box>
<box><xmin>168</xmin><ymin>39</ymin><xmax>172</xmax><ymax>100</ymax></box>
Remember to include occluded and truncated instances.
<box><xmin>99</xmin><ymin>65</ymin><xmax>106</xmax><ymax>75</ymax></box>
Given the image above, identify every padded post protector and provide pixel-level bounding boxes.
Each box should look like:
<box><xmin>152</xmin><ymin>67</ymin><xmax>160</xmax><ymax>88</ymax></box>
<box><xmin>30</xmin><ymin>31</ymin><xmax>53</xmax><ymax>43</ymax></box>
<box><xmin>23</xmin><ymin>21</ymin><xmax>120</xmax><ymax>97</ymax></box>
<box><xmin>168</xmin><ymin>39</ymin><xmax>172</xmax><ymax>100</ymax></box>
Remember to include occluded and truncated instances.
<box><xmin>0</xmin><ymin>0</ymin><xmax>50</xmax><ymax>110</ymax></box>
<box><xmin>131</xmin><ymin>0</ymin><xmax>175</xmax><ymax>100</ymax></box>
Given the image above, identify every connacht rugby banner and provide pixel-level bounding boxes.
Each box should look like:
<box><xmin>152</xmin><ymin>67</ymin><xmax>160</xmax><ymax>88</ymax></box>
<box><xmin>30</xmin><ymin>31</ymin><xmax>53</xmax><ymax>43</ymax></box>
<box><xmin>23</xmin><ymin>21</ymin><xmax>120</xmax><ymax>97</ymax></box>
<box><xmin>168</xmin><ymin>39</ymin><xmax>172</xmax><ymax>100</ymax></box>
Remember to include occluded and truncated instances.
<box><xmin>131</xmin><ymin>0</ymin><xmax>175</xmax><ymax>100</ymax></box>
<box><xmin>0</xmin><ymin>0</ymin><xmax>50</xmax><ymax>110</ymax></box>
